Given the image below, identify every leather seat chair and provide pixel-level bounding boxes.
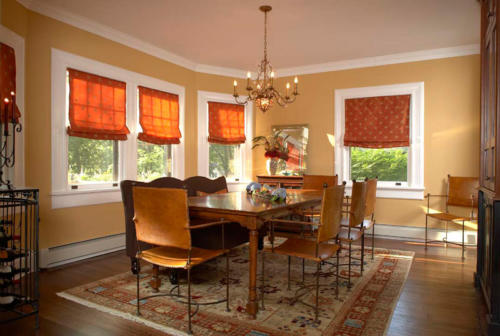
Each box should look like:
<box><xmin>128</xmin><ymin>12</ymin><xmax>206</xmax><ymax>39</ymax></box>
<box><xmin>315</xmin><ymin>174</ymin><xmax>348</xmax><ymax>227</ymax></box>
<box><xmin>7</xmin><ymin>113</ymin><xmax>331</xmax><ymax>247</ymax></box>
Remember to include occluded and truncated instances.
<box><xmin>263</xmin><ymin>184</ymin><xmax>344</xmax><ymax>322</ymax></box>
<box><xmin>133</xmin><ymin>187</ymin><xmax>231</xmax><ymax>335</ymax></box>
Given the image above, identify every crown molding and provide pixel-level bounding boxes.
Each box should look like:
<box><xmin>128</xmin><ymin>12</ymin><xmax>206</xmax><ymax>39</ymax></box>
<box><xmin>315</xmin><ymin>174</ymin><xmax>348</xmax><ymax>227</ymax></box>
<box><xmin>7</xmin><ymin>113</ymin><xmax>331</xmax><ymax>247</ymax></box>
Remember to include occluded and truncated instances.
<box><xmin>277</xmin><ymin>44</ymin><xmax>480</xmax><ymax>77</ymax></box>
<box><xmin>17</xmin><ymin>0</ymin><xmax>479</xmax><ymax>79</ymax></box>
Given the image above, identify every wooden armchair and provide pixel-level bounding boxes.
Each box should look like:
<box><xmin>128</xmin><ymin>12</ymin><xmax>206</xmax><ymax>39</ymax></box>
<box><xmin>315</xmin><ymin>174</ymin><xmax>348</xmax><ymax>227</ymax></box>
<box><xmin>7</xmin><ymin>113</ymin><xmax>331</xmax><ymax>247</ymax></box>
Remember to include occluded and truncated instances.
<box><xmin>263</xmin><ymin>184</ymin><xmax>345</xmax><ymax>322</ymax></box>
<box><xmin>425</xmin><ymin>175</ymin><xmax>479</xmax><ymax>259</ymax></box>
<box><xmin>133</xmin><ymin>187</ymin><xmax>231</xmax><ymax>335</ymax></box>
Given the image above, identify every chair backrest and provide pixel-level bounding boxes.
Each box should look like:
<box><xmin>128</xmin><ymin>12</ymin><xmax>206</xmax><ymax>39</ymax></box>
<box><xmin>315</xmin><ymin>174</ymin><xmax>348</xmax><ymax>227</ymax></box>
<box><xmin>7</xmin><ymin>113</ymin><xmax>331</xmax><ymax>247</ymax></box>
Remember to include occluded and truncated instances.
<box><xmin>349</xmin><ymin>180</ymin><xmax>367</xmax><ymax>227</ymax></box>
<box><xmin>447</xmin><ymin>175</ymin><xmax>479</xmax><ymax>208</ymax></box>
<box><xmin>120</xmin><ymin>177</ymin><xmax>185</xmax><ymax>257</ymax></box>
<box><xmin>364</xmin><ymin>177</ymin><xmax>378</xmax><ymax>217</ymax></box>
<box><xmin>318</xmin><ymin>184</ymin><xmax>345</xmax><ymax>243</ymax></box>
<box><xmin>184</xmin><ymin>176</ymin><xmax>228</xmax><ymax>197</ymax></box>
<box><xmin>133</xmin><ymin>187</ymin><xmax>191</xmax><ymax>250</ymax></box>
<box><xmin>302</xmin><ymin>174</ymin><xmax>338</xmax><ymax>190</ymax></box>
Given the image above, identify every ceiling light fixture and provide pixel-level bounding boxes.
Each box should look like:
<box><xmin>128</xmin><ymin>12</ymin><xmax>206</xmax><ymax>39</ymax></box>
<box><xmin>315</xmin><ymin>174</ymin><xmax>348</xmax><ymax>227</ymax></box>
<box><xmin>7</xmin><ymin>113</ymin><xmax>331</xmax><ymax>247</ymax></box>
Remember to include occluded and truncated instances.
<box><xmin>233</xmin><ymin>5</ymin><xmax>299</xmax><ymax>113</ymax></box>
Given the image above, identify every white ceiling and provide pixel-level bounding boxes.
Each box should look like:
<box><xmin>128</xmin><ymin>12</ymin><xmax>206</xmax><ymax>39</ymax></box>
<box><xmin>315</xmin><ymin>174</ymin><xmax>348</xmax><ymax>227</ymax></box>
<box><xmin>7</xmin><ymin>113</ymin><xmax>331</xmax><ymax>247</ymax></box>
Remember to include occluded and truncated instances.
<box><xmin>29</xmin><ymin>0</ymin><xmax>480</xmax><ymax>72</ymax></box>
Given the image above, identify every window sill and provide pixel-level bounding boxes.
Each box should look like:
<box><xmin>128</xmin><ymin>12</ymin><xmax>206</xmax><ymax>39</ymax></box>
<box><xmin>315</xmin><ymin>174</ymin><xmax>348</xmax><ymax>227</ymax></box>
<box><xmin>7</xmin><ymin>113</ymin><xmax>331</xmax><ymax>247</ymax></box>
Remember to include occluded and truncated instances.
<box><xmin>345</xmin><ymin>185</ymin><xmax>425</xmax><ymax>200</ymax></box>
<box><xmin>51</xmin><ymin>188</ymin><xmax>121</xmax><ymax>209</ymax></box>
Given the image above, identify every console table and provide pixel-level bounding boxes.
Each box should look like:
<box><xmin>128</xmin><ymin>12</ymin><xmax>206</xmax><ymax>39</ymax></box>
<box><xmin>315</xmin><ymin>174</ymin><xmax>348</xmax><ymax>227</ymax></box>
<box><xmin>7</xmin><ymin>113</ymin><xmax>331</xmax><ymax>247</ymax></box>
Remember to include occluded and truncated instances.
<box><xmin>256</xmin><ymin>175</ymin><xmax>303</xmax><ymax>188</ymax></box>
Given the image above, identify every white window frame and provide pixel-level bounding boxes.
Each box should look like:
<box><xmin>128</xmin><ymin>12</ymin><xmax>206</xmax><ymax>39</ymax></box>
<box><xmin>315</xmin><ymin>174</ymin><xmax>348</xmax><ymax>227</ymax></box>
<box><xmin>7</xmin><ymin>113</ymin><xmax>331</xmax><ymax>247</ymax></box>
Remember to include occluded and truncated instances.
<box><xmin>197</xmin><ymin>91</ymin><xmax>253</xmax><ymax>186</ymax></box>
<box><xmin>0</xmin><ymin>24</ymin><xmax>25</xmax><ymax>187</ymax></box>
<box><xmin>334</xmin><ymin>82</ymin><xmax>424</xmax><ymax>200</ymax></box>
<box><xmin>51</xmin><ymin>48</ymin><xmax>185</xmax><ymax>208</ymax></box>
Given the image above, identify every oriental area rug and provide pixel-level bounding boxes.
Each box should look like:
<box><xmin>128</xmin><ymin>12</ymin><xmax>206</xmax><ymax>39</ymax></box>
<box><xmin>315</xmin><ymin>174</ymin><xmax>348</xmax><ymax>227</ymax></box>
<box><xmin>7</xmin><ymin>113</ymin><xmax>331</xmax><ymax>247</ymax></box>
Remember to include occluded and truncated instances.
<box><xmin>58</xmin><ymin>241</ymin><xmax>414</xmax><ymax>336</ymax></box>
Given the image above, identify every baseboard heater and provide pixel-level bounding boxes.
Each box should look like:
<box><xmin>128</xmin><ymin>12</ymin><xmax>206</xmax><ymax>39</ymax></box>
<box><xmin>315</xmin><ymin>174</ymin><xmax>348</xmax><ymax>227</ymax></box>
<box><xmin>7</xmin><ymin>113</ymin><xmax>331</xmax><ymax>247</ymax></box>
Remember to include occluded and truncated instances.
<box><xmin>39</xmin><ymin>233</ymin><xmax>125</xmax><ymax>269</ymax></box>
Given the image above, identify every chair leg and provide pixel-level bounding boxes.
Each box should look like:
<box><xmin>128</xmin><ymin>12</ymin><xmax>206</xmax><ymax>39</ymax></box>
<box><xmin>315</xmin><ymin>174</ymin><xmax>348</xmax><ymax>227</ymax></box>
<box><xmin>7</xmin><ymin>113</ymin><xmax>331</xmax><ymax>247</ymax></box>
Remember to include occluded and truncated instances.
<box><xmin>372</xmin><ymin>223</ymin><xmax>375</xmax><ymax>260</ymax></box>
<box><xmin>425</xmin><ymin>215</ymin><xmax>428</xmax><ymax>250</ymax></box>
<box><xmin>136</xmin><ymin>262</ymin><xmax>141</xmax><ymax>316</ymax></box>
<box><xmin>226</xmin><ymin>252</ymin><xmax>230</xmax><ymax>312</ymax></box>
<box><xmin>187</xmin><ymin>268</ymin><xmax>192</xmax><ymax>335</ymax></box>
<box><xmin>348</xmin><ymin>241</ymin><xmax>352</xmax><ymax>290</ymax></box>
<box><xmin>462</xmin><ymin>220</ymin><xmax>465</xmax><ymax>260</ymax></box>
<box><xmin>445</xmin><ymin>220</ymin><xmax>448</xmax><ymax>248</ymax></box>
<box><xmin>315</xmin><ymin>261</ymin><xmax>320</xmax><ymax>322</ymax></box>
<box><xmin>302</xmin><ymin>258</ymin><xmax>305</xmax><ymax>284</ymax></box>
<box><xmin>361</xmin><ymin>234</ymin><xmax>365</xmax><ymax>275</ymax></box>
<box><xmin>261</xmin><ymin>251</ymin><xmax>265</xmax><ymax>309</ymax></box>
<box><xmin>288</xmin><ymin>256</ymin><xmax>291</xmax><ymax>291</ymax></box>
<box><xmin>335</xmin><ymin>248</ymin><xmax>339</xmax><ymax>299</ymax></box>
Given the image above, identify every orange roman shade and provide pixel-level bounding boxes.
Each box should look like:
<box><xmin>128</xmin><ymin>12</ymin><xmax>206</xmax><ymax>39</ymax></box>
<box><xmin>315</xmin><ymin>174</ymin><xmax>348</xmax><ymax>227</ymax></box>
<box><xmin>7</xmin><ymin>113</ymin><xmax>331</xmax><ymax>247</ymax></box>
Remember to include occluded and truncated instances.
<box><xmin>67</xmin><ymin>68</ymin><xmax>129</xmax><ymax>140</ymax></box>
<box><xmin>344</xmin><ymin>94</ymin><xmax>410</xmax><ymax>148</ymax></box>
<box><xmin>208</xmin><ymin>101</ymin><xmax>245</xmax><ymax>145</ymax></box>
<box><xmin>0</xmin><ymin>42</ymin><xmax>20</xmax><ymax>124</ymax></box>
<box><xmin>138</xmin><ymin>86</ymin><xmax>181</xmax><ymax>145</ymax></box>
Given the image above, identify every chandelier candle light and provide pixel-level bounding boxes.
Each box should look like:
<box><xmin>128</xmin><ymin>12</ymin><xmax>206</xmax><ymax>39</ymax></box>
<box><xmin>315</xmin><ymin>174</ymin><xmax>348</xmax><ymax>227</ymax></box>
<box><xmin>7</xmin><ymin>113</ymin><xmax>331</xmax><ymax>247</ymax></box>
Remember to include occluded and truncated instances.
<box><xmin>233</xmin><ymin>5</ymin><xmax>299</xmax><ymax>113</ymax></box>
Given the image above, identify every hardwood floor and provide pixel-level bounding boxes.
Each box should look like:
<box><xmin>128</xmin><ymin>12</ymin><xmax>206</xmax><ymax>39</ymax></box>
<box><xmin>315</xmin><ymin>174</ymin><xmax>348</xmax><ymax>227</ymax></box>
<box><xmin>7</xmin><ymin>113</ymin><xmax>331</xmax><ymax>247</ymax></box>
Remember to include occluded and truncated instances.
<box><xmin>3</xmin><ymin>238</ymin><xmax>482</xmax><ymax>335</ymax></box>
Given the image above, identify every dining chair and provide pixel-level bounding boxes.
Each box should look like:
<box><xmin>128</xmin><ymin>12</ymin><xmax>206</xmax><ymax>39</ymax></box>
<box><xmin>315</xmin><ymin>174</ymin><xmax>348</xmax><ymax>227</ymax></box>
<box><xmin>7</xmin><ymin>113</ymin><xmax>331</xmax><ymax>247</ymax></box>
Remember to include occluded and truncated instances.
<box><xmin>302</xmin><ymin>174</ymin><xmax>339</xmax><ymax>190</ymax></box>
<box><xmin>425</xmin><ymin>175</ymin><xmax>478</xmax><ymax>259</ymax></box>
<box><xmin>359</xmin><ymin>178</ymin><xmax>377</xmax><ymax>259</ymax></box>
<box><xmin>133</xmin><ymin>187</ymin><xmax>231</xmax><ymax>335</ymax></box>
<box><xmin>262</xmin><ymin>184</ymin><xmax>345</xmax><ymax>322</ymax></box>
<box><xmin>339</xmin><ymin>180</ymin><xmax>367</xmax><ymax>289</ymax></box>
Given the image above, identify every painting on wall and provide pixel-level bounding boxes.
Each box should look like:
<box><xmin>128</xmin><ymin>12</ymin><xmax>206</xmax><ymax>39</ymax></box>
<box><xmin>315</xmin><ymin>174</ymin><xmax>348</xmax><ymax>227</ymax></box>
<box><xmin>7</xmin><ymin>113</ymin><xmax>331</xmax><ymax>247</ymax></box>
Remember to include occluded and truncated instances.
<box><xmin>272</xmin><ymin>124</ymin><xmax>308</xmax><ymax>175</ymax></box>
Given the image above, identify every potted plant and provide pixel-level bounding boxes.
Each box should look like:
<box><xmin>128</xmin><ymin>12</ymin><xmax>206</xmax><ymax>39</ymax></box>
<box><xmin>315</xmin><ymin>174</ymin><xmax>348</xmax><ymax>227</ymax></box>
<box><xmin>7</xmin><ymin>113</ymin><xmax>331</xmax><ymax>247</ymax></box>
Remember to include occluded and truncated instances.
<box><xmin>252</xmin><ymin>130</ymin><xmax>289</xmax><ymax>175</ymax></box>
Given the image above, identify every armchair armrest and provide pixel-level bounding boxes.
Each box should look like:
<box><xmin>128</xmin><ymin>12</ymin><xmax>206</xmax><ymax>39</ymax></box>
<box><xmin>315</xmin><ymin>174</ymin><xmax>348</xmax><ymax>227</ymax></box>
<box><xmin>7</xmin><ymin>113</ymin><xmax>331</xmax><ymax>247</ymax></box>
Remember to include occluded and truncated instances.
<box><xmin>189</xmin><ymin>220</ymin><xmax>232</xmax><ymax>230</ymax></box>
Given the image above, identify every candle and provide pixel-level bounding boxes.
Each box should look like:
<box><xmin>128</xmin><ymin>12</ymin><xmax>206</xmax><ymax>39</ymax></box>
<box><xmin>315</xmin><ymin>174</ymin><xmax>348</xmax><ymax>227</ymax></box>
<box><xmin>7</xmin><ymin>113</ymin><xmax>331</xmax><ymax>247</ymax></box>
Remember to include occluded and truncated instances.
<box><xmin>294</xmin><ymin>76</ymin><xmax>298</xmax><ymax>95</ymax></box>
<box><xmin>246</xmin><ymin>72</ymin><xmax>251</xmax><ymax>90</ymax></box>
<box><xmin>286</xmin><ymin>82</ymin><xmax>290</xmax><ymax>97</ymax></box>
<box><xmin>270</xmin><ymin>71</ymin><xmax>275</xmax><ymax>87</ymax></box>
<box><xmin>233</xmin><ymin>80</ymin><xmax>238</xmax><ymax>96</ymax></box>
<box><xmin>3</xmin><ymin>98</ymin><xmax>9</xmax><ymax>135</ymax></box>
<box><xmin>10</xmin><ymin>91</ymin><xmax>15</xmax><ymax>123</ymax></box>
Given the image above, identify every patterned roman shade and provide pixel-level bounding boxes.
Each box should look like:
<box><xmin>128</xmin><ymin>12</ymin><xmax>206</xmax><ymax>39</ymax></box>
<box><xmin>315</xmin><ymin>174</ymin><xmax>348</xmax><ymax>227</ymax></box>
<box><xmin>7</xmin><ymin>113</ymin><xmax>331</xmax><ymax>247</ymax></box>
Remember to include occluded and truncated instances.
<box><xmin>67</xmin><ymin>68</ymin><xmax>129</xmax><ymax>140</ymax></box>
<box><xmin>344</xmin><ymin>94</ymin><xmax>410</xmax><ymax>148</ymax></box>
<box><xmin>208</xmin><ymin>101</ymin><xmax>245</xmax><ymax>144</ymax></box>
<box><xmin>138</xmin><ymin>86</ymin><xmax>181</xmax><ymax>145</ymax></box>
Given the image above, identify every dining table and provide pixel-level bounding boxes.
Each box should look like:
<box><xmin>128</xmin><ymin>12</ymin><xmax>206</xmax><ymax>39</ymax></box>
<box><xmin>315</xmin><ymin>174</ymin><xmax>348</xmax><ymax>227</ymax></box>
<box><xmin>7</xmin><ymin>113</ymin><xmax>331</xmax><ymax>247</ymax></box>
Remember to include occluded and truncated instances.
<box><xmin>188</xmin><ymin>189</ymin><xmax>323</xmax><ymax>318</ymax></box>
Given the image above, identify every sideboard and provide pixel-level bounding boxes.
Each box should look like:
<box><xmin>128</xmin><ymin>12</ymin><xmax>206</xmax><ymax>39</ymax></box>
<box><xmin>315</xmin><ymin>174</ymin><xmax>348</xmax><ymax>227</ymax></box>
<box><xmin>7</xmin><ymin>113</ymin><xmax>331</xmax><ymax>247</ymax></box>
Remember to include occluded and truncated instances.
<box><xmin>256</xmin><ymin>175</ymin><xmax>303</xmax><ymax>188</ymax></box>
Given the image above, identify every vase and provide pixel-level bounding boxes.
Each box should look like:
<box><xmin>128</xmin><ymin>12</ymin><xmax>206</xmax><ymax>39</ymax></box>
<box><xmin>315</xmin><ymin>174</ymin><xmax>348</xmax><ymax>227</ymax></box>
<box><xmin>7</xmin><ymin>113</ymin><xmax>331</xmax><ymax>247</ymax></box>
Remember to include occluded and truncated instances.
<box><xmin>266</xmin><ymin>158</ymin><xmax>278</xmax><ymax>175</ymax></box>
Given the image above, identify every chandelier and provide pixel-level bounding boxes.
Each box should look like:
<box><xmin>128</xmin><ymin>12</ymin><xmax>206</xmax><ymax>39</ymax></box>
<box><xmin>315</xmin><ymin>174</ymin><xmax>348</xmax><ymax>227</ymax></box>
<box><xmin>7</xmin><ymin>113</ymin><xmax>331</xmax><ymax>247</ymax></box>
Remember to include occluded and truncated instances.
<box><xmin>233</xmin><ymin>5</ymin><xmax>299</xmax><ymax>113</ymax></box>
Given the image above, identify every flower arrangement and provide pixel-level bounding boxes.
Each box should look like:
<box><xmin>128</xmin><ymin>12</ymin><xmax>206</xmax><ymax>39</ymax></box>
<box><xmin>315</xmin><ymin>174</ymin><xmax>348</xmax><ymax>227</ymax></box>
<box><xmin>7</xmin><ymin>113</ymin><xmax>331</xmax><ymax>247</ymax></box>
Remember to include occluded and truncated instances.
<box><xmin>252</xmin><ymin>130</ymin><xmax>290</xmax><ymax>162</ymax></box>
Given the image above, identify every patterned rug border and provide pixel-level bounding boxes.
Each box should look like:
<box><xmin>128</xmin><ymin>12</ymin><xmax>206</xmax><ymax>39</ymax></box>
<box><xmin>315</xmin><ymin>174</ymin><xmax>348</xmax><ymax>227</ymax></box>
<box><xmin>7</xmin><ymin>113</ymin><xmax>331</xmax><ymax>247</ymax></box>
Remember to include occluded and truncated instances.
<box><xmin>57</xmin><ymin>246</ymin><xmax>415</xmax><ymax>336</ymax></box>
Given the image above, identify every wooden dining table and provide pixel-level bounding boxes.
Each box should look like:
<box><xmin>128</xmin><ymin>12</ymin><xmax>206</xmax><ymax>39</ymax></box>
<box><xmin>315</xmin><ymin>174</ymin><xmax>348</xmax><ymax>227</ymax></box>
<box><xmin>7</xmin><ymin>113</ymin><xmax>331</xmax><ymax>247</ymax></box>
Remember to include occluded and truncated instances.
<box><xmin>188</xmin><ymin>189</ymin><xmax>323</xmax><ymax>318</ymax></box>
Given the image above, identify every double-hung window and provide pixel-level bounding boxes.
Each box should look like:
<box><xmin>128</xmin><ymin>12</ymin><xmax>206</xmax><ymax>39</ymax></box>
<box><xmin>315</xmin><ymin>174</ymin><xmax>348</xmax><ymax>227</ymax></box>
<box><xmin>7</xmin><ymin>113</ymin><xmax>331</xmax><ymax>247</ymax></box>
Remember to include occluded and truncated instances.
<box><xmin>197</xmin><ymin>91</ymin><xmax>252</xmax><ymax>184</ymax></box>
<box><xmin>334</xmin><ymin>83</ymin><xmax>424</xmax><ymax>199</ymax></box>
<box><xmin>51</xmin><ymin>49</ymin><xmax>185</xmax><ymax>208</ymax></box>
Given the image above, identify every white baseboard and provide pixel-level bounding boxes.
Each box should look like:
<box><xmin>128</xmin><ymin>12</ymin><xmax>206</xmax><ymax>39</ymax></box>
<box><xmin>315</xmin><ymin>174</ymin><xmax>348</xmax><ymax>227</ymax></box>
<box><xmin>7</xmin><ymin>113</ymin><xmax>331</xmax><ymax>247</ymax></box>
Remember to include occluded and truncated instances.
<box><xmin>373</xmin><ymin>223</ymin><xmax>477</xmax><ymax>245</ymax></box>
<box><xmin>40</xmin><ymin>233</ymin><xmax>125</xmax><ymax>269</ymax></box>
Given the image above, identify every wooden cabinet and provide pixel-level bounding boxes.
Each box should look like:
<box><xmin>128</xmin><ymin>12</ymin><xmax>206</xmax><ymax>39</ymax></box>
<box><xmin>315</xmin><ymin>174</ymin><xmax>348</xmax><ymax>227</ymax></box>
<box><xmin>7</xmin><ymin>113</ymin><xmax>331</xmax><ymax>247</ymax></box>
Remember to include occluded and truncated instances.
<box><xmin>477</xmin><ymin>1</ymin><xmax>500</xmax><ymax>334</ymax></box>
<box><xmin>256</xmin><ymin>175</ymin><xmax>303</xmax><ymax>189</ymax></box>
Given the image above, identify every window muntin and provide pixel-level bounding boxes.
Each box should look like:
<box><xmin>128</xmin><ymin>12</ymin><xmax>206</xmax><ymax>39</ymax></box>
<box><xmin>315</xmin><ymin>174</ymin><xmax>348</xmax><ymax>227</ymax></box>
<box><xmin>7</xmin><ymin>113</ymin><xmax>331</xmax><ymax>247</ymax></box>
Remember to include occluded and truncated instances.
<box><xmin>208</xmin><ymin>143</ymin><xmax>242</xmax><ymax>181</ymax></box>
<box><xmin>350</xmin><ymin>147</ymin><xmax>408</xmax><ymax>183</ymax></box>
<box><xmin>137</xmin><ymin>140</ymin><xmax>173</xmax><ymax>181</ymax></box>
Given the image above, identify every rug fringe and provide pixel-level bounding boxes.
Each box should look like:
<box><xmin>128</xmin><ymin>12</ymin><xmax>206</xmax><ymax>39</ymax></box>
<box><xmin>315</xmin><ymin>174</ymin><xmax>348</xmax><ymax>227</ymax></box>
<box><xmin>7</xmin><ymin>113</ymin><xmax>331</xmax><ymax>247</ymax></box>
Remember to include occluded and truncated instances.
<box><xmin>57</xmin><ymin>291</ymin><xmax>187</xmax><ymax>336</ymax></box>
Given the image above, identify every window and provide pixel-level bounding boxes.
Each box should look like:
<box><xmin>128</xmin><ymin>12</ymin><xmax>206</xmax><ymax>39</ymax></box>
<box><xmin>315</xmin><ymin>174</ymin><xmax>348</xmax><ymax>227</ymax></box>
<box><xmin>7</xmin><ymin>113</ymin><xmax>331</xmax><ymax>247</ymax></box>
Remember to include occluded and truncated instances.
<box><xmin>208</xmin><ymin>143</ymin><xmax>242</xmax><ymax>180</ymax></box>
<box><xmin>198</xmin><ymin>91</ymin><xmax>253</xmax><ymax>183</ymax></box>
<box><xmin>334</xmin><ymin>83</ymin><xmax>424</xmax><ymax>199</ymax></box>
<box><xmin>137</xmin><ymin>141</ymin><xmax>172</xmax><ymax>181</ymax></box>
<box><xmin>51</xmin><ymin>49</ymin><xmax>185</xmax><ymax>208</ymax></box>
<box><xmin>350</xmin><ymin>147</ymin><xmax>408</xmax><ymax>183</ymax></box>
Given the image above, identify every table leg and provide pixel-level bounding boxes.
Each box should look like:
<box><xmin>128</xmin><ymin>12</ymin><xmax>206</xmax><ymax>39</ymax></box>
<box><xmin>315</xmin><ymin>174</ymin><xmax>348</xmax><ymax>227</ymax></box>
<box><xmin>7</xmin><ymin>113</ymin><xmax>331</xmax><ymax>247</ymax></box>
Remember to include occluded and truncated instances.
<box><xmin>246</xmin><ymin>229</ymin><xmax>259</xmax><ymax>318</ymax></box>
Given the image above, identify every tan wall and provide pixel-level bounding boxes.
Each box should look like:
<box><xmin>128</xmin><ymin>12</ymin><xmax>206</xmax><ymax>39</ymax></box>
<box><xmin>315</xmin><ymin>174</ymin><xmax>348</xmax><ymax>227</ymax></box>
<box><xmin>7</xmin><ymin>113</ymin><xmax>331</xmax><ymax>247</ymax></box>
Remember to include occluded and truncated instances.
<box><xmin>2</xmin><ymin>0</ymin><xmax>480</xmax><ymax>249</ymax></box>
<box><xmin>1</xmin><ymin>0</ymin><xmax>235</xmax><ymax>249</ymax></box>
<box><xmin>255</xmin><ymin>55</ymin><xmax>480</xmax><ymax>227</ymax></box>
